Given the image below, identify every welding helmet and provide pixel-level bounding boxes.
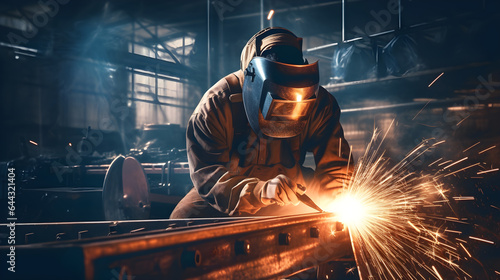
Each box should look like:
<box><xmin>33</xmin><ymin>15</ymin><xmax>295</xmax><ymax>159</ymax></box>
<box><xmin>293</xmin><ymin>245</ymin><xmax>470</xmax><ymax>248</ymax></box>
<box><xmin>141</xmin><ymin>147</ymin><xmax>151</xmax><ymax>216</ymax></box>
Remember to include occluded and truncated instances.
<box><xmin>242</xmin><ymin>56</ymin><xmax>319</xmax><ymax>138</ymax></box>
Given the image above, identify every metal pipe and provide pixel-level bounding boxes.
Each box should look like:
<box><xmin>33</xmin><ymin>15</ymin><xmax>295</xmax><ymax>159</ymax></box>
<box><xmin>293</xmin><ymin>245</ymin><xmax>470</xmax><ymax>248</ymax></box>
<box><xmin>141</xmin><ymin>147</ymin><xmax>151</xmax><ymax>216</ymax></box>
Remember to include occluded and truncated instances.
<box><xmin>339</xmin><ymin>95</ymin><xmax>499</xmax><ymax>114</ymax></box>
<box><xmin>0</xmin><ymin>42</ymin><xmax>38</xmax><ymax>53</ymax></box>
<box><xmin>260</xmin><ymin>0</ymin><xmax>264</xmax><ymax>30</ymax></box>
<box><xmin>306</xmin><ymin>10</ymin><xmax>483</xmax><ymax>53</ymax></box>
<box><xmin>224</xmin><ymin>0</ymin><xmax>351</xmax><ymax>21</ymax></box>
<box><xmin>133</xmin><ymin>19</ymin><xmax>180</xmax><ymax>64</ymax></box>
<box><xmin>129</xmin><ymin>97</ymin><xmax>196</xmax><ymax>110</ymax></box>
<box><xmin>341</xmin><ymin>0</ymin><xmax>345</xmax><ymax>43</ymax></box>
<box><xmin>306</xmin><ymin>42</ymin><xmax>338</xmax><ymax>52</ymax></box>
<box><xmin>398</xmin><ymin>0</ymin><xmax>402</xmax><ymax>30</ymax></box>
<box><xmin>207</xmin><ymin>0</ymin><xmax>211</xmax><ymax>88</ymax></box>
<box><xmin>306</xmin><ymin>28</ymin><xmax>396</xmax><ymax>52</ymax></box>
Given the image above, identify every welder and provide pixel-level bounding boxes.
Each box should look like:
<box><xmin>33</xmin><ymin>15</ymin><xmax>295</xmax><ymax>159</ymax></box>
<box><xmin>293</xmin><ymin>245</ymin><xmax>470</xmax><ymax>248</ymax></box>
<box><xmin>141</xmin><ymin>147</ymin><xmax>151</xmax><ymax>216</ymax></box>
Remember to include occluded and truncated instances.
<box><xmin>170</xmin><ymin>27</ymin><xmax>352</xmax><ymax>218</ymax></box>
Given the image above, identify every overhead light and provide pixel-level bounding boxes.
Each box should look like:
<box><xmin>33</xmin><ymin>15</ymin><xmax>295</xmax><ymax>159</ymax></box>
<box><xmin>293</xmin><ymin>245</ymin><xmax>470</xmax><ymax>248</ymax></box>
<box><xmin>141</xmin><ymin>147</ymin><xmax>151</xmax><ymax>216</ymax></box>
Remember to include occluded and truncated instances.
<box><xmin>267</xmin><ymin>9</ymin><xmax>274</xmax><ymax>20</ymax></box>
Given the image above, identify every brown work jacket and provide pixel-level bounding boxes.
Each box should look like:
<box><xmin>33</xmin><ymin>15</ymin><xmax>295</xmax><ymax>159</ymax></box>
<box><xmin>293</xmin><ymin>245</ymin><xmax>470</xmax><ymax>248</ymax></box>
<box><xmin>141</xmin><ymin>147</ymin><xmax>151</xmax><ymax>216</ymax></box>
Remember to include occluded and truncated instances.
<box><xmin>171</xmin><ymin>70</ymin><xmax>352</xmax><ymax>218</ymax></box>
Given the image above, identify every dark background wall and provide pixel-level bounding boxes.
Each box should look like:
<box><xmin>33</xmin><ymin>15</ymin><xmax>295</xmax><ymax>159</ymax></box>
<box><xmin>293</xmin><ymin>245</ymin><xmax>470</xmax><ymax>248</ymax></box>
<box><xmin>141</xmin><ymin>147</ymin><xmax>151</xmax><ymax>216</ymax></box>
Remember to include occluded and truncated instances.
<box><xmin>0</xmin><ymin>0</ymin><xmax>499</xmax><ymax>162</ymax></box>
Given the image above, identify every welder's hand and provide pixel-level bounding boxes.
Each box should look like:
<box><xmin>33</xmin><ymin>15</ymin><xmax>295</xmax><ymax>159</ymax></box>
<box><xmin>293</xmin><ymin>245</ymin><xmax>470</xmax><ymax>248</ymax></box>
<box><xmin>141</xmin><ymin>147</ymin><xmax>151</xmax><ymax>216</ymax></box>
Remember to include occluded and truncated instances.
<box><xmin>260</xmin><ymin>175</ymin><xmax>306</xmax><ymax>206</ymax></box>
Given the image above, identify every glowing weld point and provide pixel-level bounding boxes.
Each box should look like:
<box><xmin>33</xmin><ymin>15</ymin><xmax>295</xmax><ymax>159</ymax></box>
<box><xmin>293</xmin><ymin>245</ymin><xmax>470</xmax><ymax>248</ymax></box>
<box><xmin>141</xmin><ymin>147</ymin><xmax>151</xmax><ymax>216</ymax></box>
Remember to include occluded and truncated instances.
<box><xmin>327</xmin><ymin>194</ymin><xmax>366</xmax><ymax>226</ymax></box>
<box><xmin>332</xmin><ymin>126</ymin><xmax>474</xmax><ymax>279</ymax></box>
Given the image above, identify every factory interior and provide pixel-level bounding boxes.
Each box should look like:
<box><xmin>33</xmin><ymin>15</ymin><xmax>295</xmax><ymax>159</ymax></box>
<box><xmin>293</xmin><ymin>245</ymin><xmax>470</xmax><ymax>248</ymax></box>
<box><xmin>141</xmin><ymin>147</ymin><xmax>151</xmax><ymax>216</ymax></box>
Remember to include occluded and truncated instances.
<box><xmin>0</xmin><ymin>0</ymin><xmax>499</xmax><ymax>279</ymax></box>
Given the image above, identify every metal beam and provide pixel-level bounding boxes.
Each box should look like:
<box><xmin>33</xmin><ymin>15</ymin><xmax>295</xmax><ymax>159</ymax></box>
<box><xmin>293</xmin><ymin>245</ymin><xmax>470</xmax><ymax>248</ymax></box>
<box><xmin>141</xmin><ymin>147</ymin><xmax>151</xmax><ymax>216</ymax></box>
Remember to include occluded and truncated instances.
<box><xmin>132</xmin><ymin>17</ymin><xmax>181</xmax><ymax>64</ymax></box>
<box><xmin>225</xmin><ymin>0</ymin><xmax>349</xmax><ymax>21</ymax></box>
<box><xmin>306</xmin><ymin>9</ymin><xmax>497</xmax><ymax>53</ymax></box>
<box><xmin>5</xmin><ymin>213</ymin><xmax>352</xmax><ymax>280</ymax></box>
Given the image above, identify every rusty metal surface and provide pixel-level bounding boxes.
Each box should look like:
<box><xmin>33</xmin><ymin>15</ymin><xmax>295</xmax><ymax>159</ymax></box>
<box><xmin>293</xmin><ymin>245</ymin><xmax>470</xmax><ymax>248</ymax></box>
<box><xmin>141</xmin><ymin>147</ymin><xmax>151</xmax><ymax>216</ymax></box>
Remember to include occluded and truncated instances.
<box><xmin>0</xmin><ymin>218</ymin><xmax>250</xmax><ymax>245</ymax></box>
<box><xmin>2</xmin><ymin>213</ymin><xmax>353</xmax><ymax>280</ymax></box>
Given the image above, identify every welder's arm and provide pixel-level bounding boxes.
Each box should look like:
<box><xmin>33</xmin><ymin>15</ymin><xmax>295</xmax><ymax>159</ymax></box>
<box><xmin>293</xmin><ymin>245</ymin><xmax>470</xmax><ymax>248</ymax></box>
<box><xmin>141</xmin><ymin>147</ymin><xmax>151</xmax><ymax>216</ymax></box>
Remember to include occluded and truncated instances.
<box><xmin>305</xmin><ymin>89</ymin><xmax>353</xmax><ymax>201</ymax></box>
<box><xmin>187</xmin><ymin>98</ymin><xmax>299</xmax><ymax>215</ymax></box>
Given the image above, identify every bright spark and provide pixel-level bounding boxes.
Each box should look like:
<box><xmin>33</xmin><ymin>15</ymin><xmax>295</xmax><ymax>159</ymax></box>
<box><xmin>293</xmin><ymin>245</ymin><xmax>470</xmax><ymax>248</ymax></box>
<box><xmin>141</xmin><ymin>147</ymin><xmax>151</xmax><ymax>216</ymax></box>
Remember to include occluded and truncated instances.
<box><xmin>412</xmin><ymin>100</ymin><xmax>430</xmax><ymax>120</ymax></box>
<box><xmin>326</xmin><ymin>125</ymin><xmax>474</xmax><ymax>279</ymax></box>
<box><xmin>444</xmin><ymin>163</ymin><xmax>481</xmax><ymax>177</ymax></box>
<box><xmin>459</xmin><ymin>243</ymin><xmax>472</xmax><ymax>258</ymax></box>
<box><xmin>477</xmin><ymin>168</ymin><xmax>499</xmax><ymax>175</ymax></box>
<box><xmin>408</xmin><ymin>221</ymin><xmax>421</xmax><ymax>232</ymax></box>
<box><xmin>428</xmin><ymin>158</ymin><xmax>443</xmax><ymax>167</ymax></box>
<box><xmin>462</xmin><ymin>142</ymin><xmax>480</xmax><ymax>153</ymax></box>
<box><xmin>478</xmin><ymin>145</ymin><xmax>496</xmax><ymax>154</ymax></box>
<box><xmin>455</xmin><ymin>114</ymin><xmax>470</xmax><ymax>127</ymax></box>
<box><xmin>442</xmin><ymin>157</ymin><xmax>468</xmax><ymax>170</ymax></box>
<box><xmin>267</xmin><ymin>9</ymin><xmax>275</xmax><ymax>20</ymax></box>
<box><xmin>469</xmin><ymin>236</ymin><xmax>495</xmax><ymax>244</ymax></box>
<box><xmin>452</xmin><ymin>197</ymin><xmax>475</xmax><ymax>201</ymax></box>
<box><xmin>428</xmin><ymin>72</ymin><xmax>444</xmax><ymax>87</ymax></box>
<box><xmin>437</xmin><ymin>160</ymin><xmax>452</xmax><ymax>166</ymax></box>
<box><xmin>432</xmin><ymin>265</ymin><xmax>444</xmax><ymax>280</ymax></box>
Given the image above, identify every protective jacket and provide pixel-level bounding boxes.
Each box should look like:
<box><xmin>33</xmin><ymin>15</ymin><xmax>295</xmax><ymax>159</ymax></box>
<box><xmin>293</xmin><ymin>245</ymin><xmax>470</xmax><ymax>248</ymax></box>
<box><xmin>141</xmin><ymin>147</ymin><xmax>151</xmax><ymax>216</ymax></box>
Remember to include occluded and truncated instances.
<box><xmin>170</xmin><ymin>70</ymin><xmax>352</xmax><ymax>218</ymax></box>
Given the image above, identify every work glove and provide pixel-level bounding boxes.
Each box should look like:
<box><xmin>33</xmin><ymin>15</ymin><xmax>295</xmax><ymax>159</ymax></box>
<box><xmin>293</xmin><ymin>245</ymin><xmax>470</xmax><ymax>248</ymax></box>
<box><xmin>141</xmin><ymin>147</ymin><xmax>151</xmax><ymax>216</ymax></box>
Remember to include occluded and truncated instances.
<box><xmin>260</xmin><ymin>175</ymin><xmax>306</xmax><ymax>206</ymax></box>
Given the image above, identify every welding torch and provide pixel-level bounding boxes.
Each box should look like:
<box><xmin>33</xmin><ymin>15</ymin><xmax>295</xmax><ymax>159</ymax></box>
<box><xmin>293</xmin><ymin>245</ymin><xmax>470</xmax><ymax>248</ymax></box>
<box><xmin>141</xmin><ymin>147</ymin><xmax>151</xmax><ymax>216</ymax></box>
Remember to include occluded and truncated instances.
<box><xmin>296</xmin><ymin>184</ymin><xmax>325</xmax><ymax>213</ymax></box>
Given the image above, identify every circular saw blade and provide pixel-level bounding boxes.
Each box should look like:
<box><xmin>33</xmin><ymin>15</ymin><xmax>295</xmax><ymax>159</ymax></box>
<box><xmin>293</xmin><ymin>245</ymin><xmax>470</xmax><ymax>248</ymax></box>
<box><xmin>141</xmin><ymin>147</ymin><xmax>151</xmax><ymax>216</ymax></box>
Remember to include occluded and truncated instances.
<box><xmin>102</xmin><ymin>156</ymin><xmax>150</xmax><ymax>220</ymax></box>
<box><xmin>102</xmin><ymin>155</ymin><xmax>126</xmax><ymax>220</ymax></box>
<box><xmin>121</xmin><ymin>156</ymin><xmax>150</xmax><ymax>219</ymax></box>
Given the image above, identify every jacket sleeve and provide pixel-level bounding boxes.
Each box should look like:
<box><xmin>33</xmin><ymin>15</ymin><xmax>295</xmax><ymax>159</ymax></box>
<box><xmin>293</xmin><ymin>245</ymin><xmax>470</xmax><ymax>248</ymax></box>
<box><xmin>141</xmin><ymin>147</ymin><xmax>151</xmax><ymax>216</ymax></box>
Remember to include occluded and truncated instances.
<box><xmin>304</xmin><ymin>88</ymin><xmax>354</xmax><ymax>202</ymax></box>
<box><xmin>187</xmin><ymin>89</ymin><xmax>267</xmax><ymax>216</ymax></box>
